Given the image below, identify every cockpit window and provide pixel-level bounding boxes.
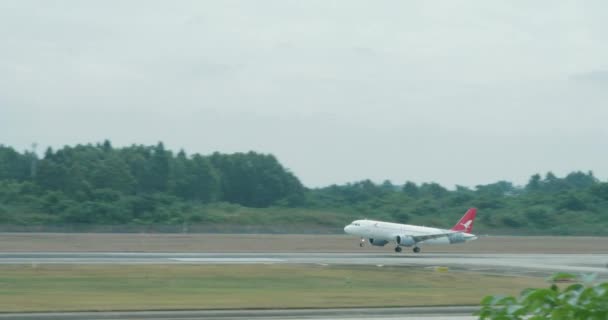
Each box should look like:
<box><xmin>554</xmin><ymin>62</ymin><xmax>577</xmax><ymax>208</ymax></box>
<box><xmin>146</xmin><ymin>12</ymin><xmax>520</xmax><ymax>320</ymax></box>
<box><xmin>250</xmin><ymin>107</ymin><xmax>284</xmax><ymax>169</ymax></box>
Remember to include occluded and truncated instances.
<box><xmin>353</xmin><ymin>223</ymin><xmax>360</xmax><ymax>226</ymax></box>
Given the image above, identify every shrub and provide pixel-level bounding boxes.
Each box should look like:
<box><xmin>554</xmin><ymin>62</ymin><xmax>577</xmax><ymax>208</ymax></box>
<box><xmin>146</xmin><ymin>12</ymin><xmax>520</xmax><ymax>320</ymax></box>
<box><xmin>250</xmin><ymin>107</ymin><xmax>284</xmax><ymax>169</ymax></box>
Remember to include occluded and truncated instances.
<box><xmin>478</xmin><ymin>274</ymin><xmax>608</xmax><ymax>319</ymax></box>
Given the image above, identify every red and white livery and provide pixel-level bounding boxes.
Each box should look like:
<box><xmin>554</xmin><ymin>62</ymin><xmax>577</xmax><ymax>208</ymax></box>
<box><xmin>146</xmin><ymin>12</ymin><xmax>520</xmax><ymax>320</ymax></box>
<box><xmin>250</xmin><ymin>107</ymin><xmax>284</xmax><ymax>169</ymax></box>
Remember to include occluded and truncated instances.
<box><xmin>344</xmin><ymin>208</ymin><xmax>478</xmax><ymax>253</ymax></box>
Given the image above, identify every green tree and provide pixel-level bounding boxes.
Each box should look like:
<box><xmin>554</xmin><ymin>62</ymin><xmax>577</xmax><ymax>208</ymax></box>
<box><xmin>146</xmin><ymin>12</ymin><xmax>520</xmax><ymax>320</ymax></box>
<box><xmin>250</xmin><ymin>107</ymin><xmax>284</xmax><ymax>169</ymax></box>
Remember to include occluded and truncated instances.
<box><xmin>210</xmin><ymin>152</ymin><xmax>303</xmax><ymax>207</ymax></box>
<box><xmin>526</xmin><ymin>174</ymin><xmax>542</xmax><ymax>192</ymax></box>
<box><xmin>147</xmin><ymin>142</ymin><xmax>171</xmax><ymax>192</ymax></box>
<box><xmin>558</xmin><ymin>193</ymin><xmax>587</xmax><ymax>211</ymax></box>
<box><xmin>476</xmin><ymin>181</ymin><xmax>516</xmax><ymax>196</ymax></box>
<box><xmin>0</xmin><ymin>146</ymin><xmax>30</xmax><ymax>181</ymax></box>
<box><xmin>591</xmin><ymin>183</ymin><xmax>608</xmax><ymax>200</ymax></box>
<box><xmin>478</xmin><ymin>274</ymin><xmax>608</xmax><ymax>320</ymax></box>
<box><xmin>36</xmin><ymin>159</ymin><xmax>69</xmax><ymax>191</ymax></box>
<box><xmin>90</xmin><ymin>156</ymin><xmax>136</xmax><ymax>194</ymax></box>
<box><xmin>564</xmin><ymin>171</ymin><xmax>597</xmax><ymax>189</ymax></box>
<box><xmin>402</xmin><ymin>181</ymin><xmax>419</xmax><ymax>197</ymax></box>
<box><xmin>543</xmin><ymin>171</ymin><xmax>569</xmax><ymax>193</ymax></box>
<box><xmin>170</xmin><ymin>153</ymin><xmax>220</xmax><ymax>202</ymax></box>
<box><xmin>420</xmin><ymin>182</ymin><xmax>448</xmax><ymax>198</ymax></box>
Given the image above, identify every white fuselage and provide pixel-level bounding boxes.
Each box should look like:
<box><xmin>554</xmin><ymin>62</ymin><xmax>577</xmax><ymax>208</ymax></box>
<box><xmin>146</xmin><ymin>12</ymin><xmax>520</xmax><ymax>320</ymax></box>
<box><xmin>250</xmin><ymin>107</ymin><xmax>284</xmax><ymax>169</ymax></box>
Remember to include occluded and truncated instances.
<box><xmin>344</xmin><ymin>219</ymin><xmax>477</xmax><ymax>246</ymax></box>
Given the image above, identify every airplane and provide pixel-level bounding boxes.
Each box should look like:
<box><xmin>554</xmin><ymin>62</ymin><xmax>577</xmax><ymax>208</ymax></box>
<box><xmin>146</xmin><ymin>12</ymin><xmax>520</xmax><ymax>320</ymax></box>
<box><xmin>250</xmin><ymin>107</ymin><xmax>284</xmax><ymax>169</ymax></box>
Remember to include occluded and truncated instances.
<box><xmin>343</xmin><ymin>208</ymin><xmax>478</xmax><ymax>253</ymax></box>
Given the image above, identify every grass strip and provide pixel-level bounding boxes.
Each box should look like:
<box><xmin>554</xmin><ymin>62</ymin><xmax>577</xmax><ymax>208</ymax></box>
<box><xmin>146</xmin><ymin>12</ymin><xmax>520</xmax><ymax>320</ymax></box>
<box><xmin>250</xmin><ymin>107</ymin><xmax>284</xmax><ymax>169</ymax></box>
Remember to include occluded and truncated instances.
<box><xmin>0</xmin><ymin>264</ymin><xmax>545</xmax><ymax>312</ymax></box>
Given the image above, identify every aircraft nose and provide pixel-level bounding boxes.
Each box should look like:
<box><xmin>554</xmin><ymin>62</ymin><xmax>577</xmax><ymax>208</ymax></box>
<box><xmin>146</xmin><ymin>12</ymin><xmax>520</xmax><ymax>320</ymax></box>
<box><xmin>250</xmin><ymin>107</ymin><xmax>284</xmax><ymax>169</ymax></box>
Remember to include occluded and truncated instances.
<box><xmin>344</xmin><ymin>225</ymin><xmax>351</xmax><ymax>234</ymax></box>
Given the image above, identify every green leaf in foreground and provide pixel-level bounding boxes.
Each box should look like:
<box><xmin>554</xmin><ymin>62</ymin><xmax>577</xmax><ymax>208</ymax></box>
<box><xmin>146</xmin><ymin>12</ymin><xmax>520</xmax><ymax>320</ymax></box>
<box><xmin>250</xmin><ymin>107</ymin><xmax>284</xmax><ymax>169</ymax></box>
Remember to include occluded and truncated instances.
<box><xmin>477</xmin><ymin>275</ymin><xmax>608</xmax><ymax>320</ymax></box>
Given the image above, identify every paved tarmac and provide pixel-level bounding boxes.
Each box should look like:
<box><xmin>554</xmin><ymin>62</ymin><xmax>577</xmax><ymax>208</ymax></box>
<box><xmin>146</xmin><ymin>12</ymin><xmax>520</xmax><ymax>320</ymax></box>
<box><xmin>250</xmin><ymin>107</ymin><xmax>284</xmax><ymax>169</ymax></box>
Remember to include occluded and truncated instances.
<box><xmin>1</xmin><ymin>252</ymin><xmax>607</xmax><ymax>279</ymax></box>
<box><xmin>0</xmin><ymin>306</ymin><xmax>478</xmax><ymax>320</ymax></box>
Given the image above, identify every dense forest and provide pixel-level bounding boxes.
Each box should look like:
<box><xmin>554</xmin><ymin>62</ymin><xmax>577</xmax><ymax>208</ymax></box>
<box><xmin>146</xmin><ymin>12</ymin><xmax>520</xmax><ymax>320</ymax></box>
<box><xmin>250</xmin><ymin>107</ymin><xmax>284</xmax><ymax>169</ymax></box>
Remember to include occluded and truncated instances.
<box><xmin>1</xmin><ymin>141</ymin><xmax>607</xmax><ymax>235</ymax></box>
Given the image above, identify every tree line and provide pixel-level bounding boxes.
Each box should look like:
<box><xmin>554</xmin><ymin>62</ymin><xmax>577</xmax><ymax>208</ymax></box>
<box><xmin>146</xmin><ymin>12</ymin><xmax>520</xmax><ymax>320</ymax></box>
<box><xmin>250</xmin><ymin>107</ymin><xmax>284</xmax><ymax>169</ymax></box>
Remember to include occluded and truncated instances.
<box><xmin>0</xmin><ymin>141</ymin><xmax>303</xmax><ymax>224</ymax></box>
<box><xmin>0</xmin><ymin>141</ymin><xmax>607</xmax><ymax>234</ymax></box>
<box><xmin>308</xmin><ymin>172</ymin><xmax>608</xmax><ymax>234</ymax></box>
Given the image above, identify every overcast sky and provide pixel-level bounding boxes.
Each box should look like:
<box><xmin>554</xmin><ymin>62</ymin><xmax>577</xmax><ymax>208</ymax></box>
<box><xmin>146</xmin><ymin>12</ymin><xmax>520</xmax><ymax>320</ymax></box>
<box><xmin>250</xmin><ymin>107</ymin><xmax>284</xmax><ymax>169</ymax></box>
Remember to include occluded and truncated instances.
<box><xmin>1</xmin><ymin>1</ymin><xmax>607</xmax><ymax>188</ymax></box>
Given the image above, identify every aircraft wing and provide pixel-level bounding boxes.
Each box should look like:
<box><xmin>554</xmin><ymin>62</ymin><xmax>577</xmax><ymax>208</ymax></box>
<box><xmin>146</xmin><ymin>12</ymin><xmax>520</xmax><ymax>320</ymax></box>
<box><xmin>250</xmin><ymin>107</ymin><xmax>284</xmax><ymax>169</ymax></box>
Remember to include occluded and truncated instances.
<box><xmin>412</xmin><ymin>232</ymin><xmax>455</xmax><ymax>242</ymax></box>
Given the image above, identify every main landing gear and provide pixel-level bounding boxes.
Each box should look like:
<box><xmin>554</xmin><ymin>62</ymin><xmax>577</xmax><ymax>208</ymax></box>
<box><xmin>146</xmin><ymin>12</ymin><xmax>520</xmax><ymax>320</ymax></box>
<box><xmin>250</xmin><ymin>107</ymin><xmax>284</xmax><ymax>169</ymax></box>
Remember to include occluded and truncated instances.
<box><xmin>394</xmin><ymin>246</ymin><xmax>420</xmax><ymax>253</ymax></box>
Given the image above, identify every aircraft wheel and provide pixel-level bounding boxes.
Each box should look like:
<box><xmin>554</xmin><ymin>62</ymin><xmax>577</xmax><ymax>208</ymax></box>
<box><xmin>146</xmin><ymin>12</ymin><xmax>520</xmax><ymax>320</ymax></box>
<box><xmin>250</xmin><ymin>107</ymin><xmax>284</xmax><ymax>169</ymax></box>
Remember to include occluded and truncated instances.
<box><xmin>413</xmin><ymin>247</ymin><xmax>421</xmax><ymax>253</ymax></box>
<box><xmin>394</xmin><ymin>246</ymin><xmax>402</xmax><ymax>253</ymax></box>
<box><xmin>359</xmin><ymin>242</ymin><xmax>364</xmax><ymax>247</ymax></box>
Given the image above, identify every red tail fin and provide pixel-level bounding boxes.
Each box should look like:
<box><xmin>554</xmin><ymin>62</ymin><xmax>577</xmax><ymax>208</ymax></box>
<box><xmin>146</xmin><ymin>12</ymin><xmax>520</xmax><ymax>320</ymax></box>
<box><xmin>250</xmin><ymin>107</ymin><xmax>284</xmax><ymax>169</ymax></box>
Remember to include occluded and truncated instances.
<box><xmin>451</xmin><ymin>208</ymin><xmax>476</xmax><ymax>233</ymax></box>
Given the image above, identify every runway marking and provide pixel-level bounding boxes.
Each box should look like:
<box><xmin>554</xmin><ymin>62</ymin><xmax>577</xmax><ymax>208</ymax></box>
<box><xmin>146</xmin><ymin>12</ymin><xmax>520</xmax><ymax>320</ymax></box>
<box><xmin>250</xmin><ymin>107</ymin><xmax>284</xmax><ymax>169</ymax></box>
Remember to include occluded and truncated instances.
<box><xmin>169</xmin><ymin>258</ymin><xmax>285</xmax><ymax>263</ymax></box>
<box><xmin>1</xmin><ymin>253</ymin><xmax>607</xmax><ymax>280</ymax></box>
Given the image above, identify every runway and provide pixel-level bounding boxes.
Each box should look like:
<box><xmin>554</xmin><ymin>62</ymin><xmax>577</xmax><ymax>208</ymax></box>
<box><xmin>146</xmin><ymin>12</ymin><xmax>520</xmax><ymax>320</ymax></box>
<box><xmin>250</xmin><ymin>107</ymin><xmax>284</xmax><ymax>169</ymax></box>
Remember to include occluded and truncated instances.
<box><xmin>0</xmin><ymin>306</ymin><xmax>478</xmax><ymax>320</ymax></box>
<box><xmin>1</xmin><ymin>252</ymin><xmax>607</xmax><ymax>279</ymax></box>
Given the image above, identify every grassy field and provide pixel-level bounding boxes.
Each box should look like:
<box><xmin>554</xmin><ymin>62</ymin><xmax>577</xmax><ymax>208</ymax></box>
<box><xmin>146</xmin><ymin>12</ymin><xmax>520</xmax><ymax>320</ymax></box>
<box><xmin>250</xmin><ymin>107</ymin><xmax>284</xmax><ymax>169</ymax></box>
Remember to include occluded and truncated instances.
<box><xmin>0</xmin><ymin>264</ymin><xmax>546</xmax><ymax>312</ymax></box>
<box><xmin>0</xmin><ymin>233</ymin><xmax>607</xmax><ymax>253</ymax></box>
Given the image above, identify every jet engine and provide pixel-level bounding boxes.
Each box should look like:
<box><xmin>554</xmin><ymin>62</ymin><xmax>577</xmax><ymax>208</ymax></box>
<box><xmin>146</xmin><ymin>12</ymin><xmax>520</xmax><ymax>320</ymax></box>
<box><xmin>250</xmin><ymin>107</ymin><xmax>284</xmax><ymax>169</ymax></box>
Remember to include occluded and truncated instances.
<box><xmin>396</xmin><ymin>235</ymin><xmax>416</xmax><ymax>246</ymax></box>
<box><xmin>369</xmin><ymin>238</ymin><xmax>388</xmax><ymax>247</ymax></box>
<box><xmin>448</xmin><ymin>233</ymin><xmax>465</xmax><ymax>244</ymax></box>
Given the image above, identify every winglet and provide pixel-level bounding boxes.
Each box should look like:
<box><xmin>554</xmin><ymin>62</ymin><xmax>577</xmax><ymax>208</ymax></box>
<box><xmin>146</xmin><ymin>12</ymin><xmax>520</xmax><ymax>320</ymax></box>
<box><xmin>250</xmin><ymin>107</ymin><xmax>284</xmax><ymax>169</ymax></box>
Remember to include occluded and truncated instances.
<box><xmin>451</xmin><ymin>208</ymin><xmax>476</xmax><ymax>233</ymax></box>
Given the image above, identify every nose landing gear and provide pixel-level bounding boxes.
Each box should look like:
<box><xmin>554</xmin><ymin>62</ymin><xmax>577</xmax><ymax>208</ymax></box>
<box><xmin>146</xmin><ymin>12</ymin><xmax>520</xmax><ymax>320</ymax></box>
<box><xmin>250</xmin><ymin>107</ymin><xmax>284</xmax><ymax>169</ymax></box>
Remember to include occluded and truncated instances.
<box><xmin>359</xmin><ymin>238</ymin><xmax>365</xmax><ymax>247</ymax></box>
